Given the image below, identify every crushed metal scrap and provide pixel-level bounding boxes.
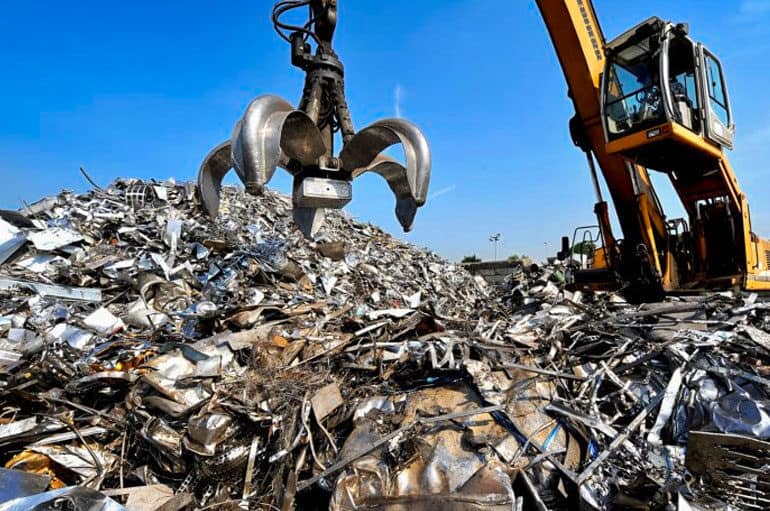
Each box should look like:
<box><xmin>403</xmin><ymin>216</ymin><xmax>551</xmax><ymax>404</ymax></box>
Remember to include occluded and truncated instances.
<box><xmin>1</xmin><ymin>180</ymin><xmax>770</xmax><ymax>510</ymax></box>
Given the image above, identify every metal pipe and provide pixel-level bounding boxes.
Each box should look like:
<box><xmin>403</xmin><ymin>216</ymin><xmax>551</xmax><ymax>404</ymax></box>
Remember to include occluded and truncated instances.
<box><xmin>585</xmin><ymin>152</ymin><xmax>604</xmax><ymax>203</ymax></box>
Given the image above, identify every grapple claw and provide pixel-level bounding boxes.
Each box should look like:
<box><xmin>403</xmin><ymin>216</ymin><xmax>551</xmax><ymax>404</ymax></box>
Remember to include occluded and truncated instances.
<box><xmin>197</xmin><ymin>141</ymin><xmax>233</xmax><ymax>219</ymax></box>
<box><xmin>342</xmin><ymin>119</ymin><xmax>431</xmax><ymax>230</ymax></box>
<box><xmin>197</xmin><ymin>95</ymin><xmax>326</xmax><ymax>219</ymax></box>
<box><xmin>232</xmin><ymin>95</ymin><xmax>325</xmax><ymax>194</ymax></box>
<box><xmin>395</xmin><ymin>197</ymin><xmax>418</xmax><ymax>232</ymax></box>
<box><xmin>197</xmin><ymin>3</ymin><xmax>431</xmax><ymax>237</ymax></box>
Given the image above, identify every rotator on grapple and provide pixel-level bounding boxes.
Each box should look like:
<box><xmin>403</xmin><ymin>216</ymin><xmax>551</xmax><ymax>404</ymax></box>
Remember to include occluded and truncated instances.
<box><xmin>197</xmin><ymin>0</ymin><xmax>431</xmax><ymax>237</ymax></box>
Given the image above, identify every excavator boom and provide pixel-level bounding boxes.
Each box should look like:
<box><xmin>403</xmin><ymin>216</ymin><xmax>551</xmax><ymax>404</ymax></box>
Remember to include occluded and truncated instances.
<box><xmin>536</xmin><ymin>0</ymin><xmax>670</xmax><ymax>298</ymax></box>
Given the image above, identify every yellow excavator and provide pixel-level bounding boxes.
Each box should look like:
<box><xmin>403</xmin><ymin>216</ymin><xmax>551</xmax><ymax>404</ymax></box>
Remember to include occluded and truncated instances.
<box><xmin>536</xmin><ymin>0</ymin><xmax>770</xmax><ymax>300</ymax></box>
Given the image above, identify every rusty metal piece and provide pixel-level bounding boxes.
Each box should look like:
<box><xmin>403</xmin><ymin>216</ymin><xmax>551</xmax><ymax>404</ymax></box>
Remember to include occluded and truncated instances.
<box><xmin>317</xmin><ymin>241</ymin><xmax>346</xmax><ymax>261</ymax></box>
<box><xmin>311</xmin><ymin>382</ymin><xmax>344</xmax><ymax>423</ymax></box>
<box><xmin>326</xmin><ymin>385</ymin><xmax>527</xmax><ymax>509</ymax></box>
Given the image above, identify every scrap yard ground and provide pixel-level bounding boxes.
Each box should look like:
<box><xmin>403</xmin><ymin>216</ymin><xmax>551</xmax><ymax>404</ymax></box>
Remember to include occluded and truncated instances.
<box><xmin>0</xmin><ymin>181</ymin><xmax>769</xmax><ymax>510</ymax></box>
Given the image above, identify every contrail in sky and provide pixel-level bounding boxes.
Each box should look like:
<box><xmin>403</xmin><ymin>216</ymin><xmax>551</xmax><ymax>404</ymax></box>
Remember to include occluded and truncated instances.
<box><xmin>428</xmin><ymin>185</ymin><xmax>456</xmax><ymax>201</ymax></box>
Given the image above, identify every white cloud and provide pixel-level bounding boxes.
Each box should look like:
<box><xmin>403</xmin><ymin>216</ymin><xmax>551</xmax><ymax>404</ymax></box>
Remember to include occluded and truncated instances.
<box><xmin>394</xmin><ymin>84</ymin><xmax>403</xmax><ymax>118</ymax></box>
<box><xmin>428</xmin><ymin>185</ymin><xmax>456</xmax><ymax>201</ymax></box>
<box><xmin>740</xmin><ymin>0</ymin><xmax>770</xmax><ymax>14</ymax></box>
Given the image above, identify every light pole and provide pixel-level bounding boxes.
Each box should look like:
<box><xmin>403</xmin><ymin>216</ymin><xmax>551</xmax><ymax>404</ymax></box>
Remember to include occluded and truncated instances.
<box><xmin>489</xmin><ymin>233</ymin><xmax>501</xmax><ymax>261</ymax></box>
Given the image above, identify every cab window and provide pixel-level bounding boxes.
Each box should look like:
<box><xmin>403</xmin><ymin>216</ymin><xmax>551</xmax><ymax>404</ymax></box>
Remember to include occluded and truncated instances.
<box><xmin>705</xmin><ymin>54</ymin><xmax>729</xmax><ymax>125</ymax></box>
<box><xmin>667</xmin><ymin>36</ymin><xmax>700</xmax><ymax>132</ymax></box>
<box><xmin>604</xmin><ymin>46</ymin><xmax>665</xmax><ymax>138</ymax></box>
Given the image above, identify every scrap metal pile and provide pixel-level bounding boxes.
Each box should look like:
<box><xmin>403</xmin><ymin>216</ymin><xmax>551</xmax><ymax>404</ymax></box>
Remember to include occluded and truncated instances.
<box><xmin>1</xmin><ymin>180</ymin><xmax>769</xmax><ymax>510</ymax></box>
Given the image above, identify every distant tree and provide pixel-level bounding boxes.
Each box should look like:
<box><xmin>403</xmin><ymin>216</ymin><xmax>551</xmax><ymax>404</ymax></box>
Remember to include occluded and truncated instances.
<box><xmin>573</xmin><ymin>241</ymin><xmax>597</xmax><ymax>256</ymax></box>
<box><xmin>462</xmin><ymin>255</ymin><xmax>481</xmax><ymax>263</ymax></box>
<box><xmin>508</xmin><ymin>254</ymin><xmax>521</xmax><ymax>262</ymax></box>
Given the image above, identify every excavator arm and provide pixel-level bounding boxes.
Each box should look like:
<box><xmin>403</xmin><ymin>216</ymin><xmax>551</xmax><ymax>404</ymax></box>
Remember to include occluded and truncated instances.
<box><xmin>536</xmin><ymin>0</ymin><xmax>670</xmax><ymax>297</ymax></box>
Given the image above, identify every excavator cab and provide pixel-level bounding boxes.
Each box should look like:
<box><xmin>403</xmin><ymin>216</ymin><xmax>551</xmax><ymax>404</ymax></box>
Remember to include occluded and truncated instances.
<box><xmin>601</xmin><ymin>17</ymin><xmax>735</xmax><ymax>173</ymax></box>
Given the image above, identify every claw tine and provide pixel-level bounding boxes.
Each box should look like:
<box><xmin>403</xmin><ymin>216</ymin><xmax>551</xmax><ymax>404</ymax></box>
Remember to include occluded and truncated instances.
<box><xmin>233</xmin><ymin>95</ymin><xmax>326</xmax><ymax>194</ymax></box>
<box><xmin>377</xmin><ymin>119</ymin><xmax>431</xmax><ymax>205</ymax></box>
<box><xmin>281</xmin><ymin>113</ymin><xmax>327</xmax><ymax>167</ymax></box>
<box><xmin>293</xmin><ymin>207</ymin><xmax>326</xmax><ymax>239</ymax></box>
<box><xmin>353</xmin><ymin>160</ymin><xmax>417</xmax><ymax>231</ymax></box>
<box><xmin>197</xmin><ymin>141</ymin><xmax>233</xmax><ymax>219</ymax></box>
<box><xmin>395</xmin><ymin>197</ymin><xmax>418</xmax><ymax>232</ymax></box>
<box><xmin>339</xmin><ymin>118</ymin><xmax>431</xmax><ymax>205</ymax></box>
<box><xmin>234</xmin><ymin>95</ymin><xmax>294</xmax><ymax>194</ymax></box>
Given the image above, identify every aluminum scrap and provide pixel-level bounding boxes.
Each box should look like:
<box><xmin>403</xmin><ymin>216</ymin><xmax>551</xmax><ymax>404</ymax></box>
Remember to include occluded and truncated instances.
<box><xmin>0</xmin><ymin>179</ymin><xmax>769</xmax><ymax>510</ymax></box>
<box><xmin>0</xmin><ymin>219</ymin><xmax>27</xmax><ymax>265</ymax></box>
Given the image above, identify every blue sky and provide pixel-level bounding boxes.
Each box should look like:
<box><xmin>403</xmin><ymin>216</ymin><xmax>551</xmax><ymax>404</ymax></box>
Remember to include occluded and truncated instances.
<box><xmin>1</xmin><ymin>1</ymin><xmax>769</xmax><ymax>261</ymax></box>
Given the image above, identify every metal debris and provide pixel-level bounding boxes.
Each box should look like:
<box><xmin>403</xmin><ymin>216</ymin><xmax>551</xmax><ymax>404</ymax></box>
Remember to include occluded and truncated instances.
<box><xmin>1</xmin><ymin>178</ymin><xmax>769</xmax><ymax>509</ymax></box>
<box><xmin>0</xmin><ymin>219</ymin><xmax>27</xmax><ymax>265</ymax></box>
<box><xmin>0</xmin><ymin>486</ymin><xmax>126</xmax><ymax>511</ymax></box>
